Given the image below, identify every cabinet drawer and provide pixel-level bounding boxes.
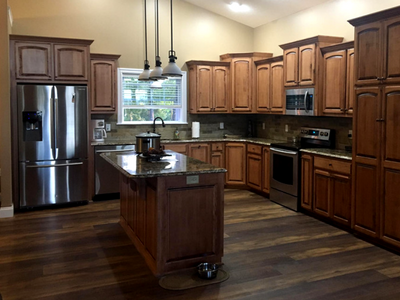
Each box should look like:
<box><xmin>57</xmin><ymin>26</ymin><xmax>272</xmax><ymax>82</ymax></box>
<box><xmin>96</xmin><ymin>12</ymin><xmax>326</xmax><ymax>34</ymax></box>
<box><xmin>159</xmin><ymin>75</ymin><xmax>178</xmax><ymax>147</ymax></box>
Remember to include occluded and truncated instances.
<box><xmin>314</xmin><ymin>156</ymin><xmax>351</xmax><ymax>174</ymax></box>
<box><xmin>163</xmin><ymin>143</ymin><xmax>187</xmax><ymax>154</ymax></box>
<box><xmin>211</xmin><ymin>143</ymin><xmax>224</xmax><ymax>152</ymax></box>
<box><xmin>247</xmin><ymin>143</ymin><xmax>262</xmax><ymax>155</ymax></box>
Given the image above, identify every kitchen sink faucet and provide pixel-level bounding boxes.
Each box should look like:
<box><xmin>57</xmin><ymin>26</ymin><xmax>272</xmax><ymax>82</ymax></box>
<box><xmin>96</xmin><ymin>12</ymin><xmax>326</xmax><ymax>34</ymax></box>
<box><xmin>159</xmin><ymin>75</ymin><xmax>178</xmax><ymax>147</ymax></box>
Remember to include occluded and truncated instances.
<box><xmin>153</xmin><ymin>117</ymin><xmax>165</xmax><ymax>133</ymax></box>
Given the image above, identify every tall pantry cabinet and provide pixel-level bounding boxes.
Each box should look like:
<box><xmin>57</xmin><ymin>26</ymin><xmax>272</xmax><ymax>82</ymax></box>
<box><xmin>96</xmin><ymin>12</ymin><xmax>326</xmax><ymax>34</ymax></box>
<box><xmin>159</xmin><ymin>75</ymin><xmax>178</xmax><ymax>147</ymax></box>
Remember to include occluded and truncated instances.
<box><xmin>349</xmin><ymin>7</ymin><xmax>400</xmax><ymax>248</ymax></box>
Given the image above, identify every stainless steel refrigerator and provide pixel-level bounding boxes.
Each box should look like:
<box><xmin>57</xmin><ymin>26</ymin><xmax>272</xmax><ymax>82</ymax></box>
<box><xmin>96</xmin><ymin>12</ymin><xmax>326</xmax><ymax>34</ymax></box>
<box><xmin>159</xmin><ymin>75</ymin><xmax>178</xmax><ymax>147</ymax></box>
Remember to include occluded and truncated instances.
<box><xmin>17</xmin><ymin>85</ymin><xmax>88</xmax><ymax>208</ymax></box>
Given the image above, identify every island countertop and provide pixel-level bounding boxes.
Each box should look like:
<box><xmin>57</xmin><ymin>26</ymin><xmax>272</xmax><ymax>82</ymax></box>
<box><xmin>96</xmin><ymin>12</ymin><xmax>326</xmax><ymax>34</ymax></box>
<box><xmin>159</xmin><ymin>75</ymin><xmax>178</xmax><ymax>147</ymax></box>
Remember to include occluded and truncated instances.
<box><xmin>100</xmin><ymin>150</ymin><xmax>227</xmax><ymax>178</ymax></box>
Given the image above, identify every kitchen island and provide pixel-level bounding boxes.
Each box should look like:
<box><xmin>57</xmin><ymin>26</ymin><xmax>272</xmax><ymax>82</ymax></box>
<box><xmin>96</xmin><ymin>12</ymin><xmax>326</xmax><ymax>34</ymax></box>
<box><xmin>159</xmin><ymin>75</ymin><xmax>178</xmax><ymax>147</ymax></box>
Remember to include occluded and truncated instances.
<box><xmin>101</xmin><ymin>150</ymin><xmax>226</xmax><ymax>276</ymax></box>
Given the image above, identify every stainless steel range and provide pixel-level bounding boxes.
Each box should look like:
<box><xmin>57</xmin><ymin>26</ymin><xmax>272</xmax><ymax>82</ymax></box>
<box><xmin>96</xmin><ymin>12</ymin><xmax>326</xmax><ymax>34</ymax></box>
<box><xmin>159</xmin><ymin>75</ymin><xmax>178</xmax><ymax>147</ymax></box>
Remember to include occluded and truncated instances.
<box><xmin>269</xmin><ymin>127</ymin><xmax>335</xmax><ymax>211</ymax></box>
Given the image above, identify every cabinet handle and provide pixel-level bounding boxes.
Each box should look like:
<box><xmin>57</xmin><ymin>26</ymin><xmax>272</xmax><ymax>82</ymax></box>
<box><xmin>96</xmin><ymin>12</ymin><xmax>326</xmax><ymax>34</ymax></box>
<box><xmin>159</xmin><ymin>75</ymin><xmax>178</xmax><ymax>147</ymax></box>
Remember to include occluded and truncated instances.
<box><xmin>376</xmin><ymin>119</ymin><xmax>385</xmax><ymax>122</ymax></box>
<box><xmin>329</xmin><ymin>163</ymin><xmax>332</xmax><ymax>166</ymax></box>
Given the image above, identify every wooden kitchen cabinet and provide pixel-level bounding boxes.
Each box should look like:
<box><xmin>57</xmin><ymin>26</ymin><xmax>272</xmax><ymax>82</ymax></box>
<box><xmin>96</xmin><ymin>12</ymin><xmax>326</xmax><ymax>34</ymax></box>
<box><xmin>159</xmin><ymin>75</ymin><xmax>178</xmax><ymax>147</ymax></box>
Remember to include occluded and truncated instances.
<box><xmin>220</xmin><ymin>53</ymin><xmax>272</xmax><ymax>113</ymax></box>
<box><xmin>313</xmin><ymin>156</ymin><xmax>352</xmax><ymax>227</ymax></box>
<box><xmin>246</xmin><ymin>143</ymin><xmax>262</xmax><ymax>190</ymax></box>
<box><xmin>188</xmin><ymin>143</ymin><xmax>210</xmax><ymax>163</ymax></box>
<box><xmin>350</xmin><ymin>13</ymin><xmax>400</xmax><ymax>86</ymax></box>
<box><xmin>163</xmin><ymin>143</ymin><xmax>188</xmax><ymax>155</ymax></box>
<box><xmin>90</xmin><ymin>53</ymin><xmax>120</xmax><ymax>113</ymax></box>
<box><xmin>187</xmin><ymin>61</ymin><xmax>230</xmax><ymax>113</ymax></box>
<box><xmin>225</xmin><ymin>142</ymin><xmax>246</xmax><ymax>185</ymax></box>
<box><xmin>280</xmin><ymin>36</ymin><xmax>343</xmax><ymax>88</ymax></box>
<box><xmin>262</xmin><ymin>146</ymin><xmax>270</xmax><ymax>194</ymax></box>
<box><xmin>10</xmin><ymin>35</ymin><xmax>93</xmax><ymax>83</ymax></box>
<box><xmin>255</xmin><ymin>56</ymin><xmax>285</xmax><ymax>114</ymax></box>
<box><xmin>321</xmin><ymin>42</ymin><xmax>354</xmax><ymax>116</ymax></box>
<box><xmin>211</xmin><ymin>143</ymin><xmax>224</xmax><ymax>168</ymax></box>
<box><xmin>301</xmin><ymin>154</ymin><xmax>313</xmax><ymax>211</ymax></box>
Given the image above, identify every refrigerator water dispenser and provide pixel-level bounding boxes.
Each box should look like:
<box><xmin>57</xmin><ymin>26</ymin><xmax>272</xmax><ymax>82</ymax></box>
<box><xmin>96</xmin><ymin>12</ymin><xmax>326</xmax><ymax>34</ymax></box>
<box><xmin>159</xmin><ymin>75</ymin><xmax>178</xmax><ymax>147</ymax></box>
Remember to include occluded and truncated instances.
<box><xmin>22</xmin><ymin>111</ymin><xmax>42</xmax><ymax>141</ymax></box>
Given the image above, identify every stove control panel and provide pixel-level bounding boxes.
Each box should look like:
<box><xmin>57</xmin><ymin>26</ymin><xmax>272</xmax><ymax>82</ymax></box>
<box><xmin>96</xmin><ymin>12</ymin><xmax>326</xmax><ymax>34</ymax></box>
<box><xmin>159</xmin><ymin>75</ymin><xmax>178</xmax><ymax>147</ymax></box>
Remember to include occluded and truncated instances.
<box><xmin>300</xmin><ymin>127</ymin><xmax>332</xmax><ymax>141</ymax></box>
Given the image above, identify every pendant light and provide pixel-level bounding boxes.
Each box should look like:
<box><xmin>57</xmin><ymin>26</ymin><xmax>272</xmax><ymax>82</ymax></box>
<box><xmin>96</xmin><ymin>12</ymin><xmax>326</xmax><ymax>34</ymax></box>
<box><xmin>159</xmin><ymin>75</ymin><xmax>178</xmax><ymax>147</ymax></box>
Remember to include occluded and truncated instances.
<box><xmin>162</xmin><ymin>0</ymin><xmax>182</xmax><ymax>77</ymax></box>
<box><xmin>138</xmin><ymin>0</ymin><xmax>153</xmax><ymax>81</ymax></box>
<box><xmin>149</xmin><ymin>0</ymin><xmax>167</xmax><ymax>80</ymax></box>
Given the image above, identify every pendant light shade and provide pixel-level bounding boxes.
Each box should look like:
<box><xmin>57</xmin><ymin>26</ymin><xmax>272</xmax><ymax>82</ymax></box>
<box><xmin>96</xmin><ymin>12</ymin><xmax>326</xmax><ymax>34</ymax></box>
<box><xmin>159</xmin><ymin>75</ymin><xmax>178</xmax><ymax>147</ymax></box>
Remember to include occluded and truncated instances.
<box><xmin>138</xmin><ymin>0</ymin><xmax>153</xmax><ymax>81</ymax></box>
<box><xmin>149</xmin><ymin>0</ymin><xmax>167</xmax><ymax>80</ymax></box>
<box><xmin>162</xmin><ymin>0</ymin><xmax>182</xmax><ymax>77</ymax></box>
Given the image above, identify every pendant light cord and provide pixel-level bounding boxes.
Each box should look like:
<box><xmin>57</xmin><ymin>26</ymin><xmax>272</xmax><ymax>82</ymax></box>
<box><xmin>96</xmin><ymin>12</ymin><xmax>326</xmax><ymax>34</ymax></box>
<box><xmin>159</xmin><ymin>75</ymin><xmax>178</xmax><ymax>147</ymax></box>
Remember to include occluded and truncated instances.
<box><xmin>144</xmin><ymin>0</ymin><xmax>148</xmax><ymax>62</ymax></box>
<box><xmin>170</xmin><ymin>0</ymin><xmax>173</xmax><ymax>51</ymax></box>
<box><xmin>155</xmin><ymin>0</ymin><xmax>159</xmax><ymax>57</ymax></box>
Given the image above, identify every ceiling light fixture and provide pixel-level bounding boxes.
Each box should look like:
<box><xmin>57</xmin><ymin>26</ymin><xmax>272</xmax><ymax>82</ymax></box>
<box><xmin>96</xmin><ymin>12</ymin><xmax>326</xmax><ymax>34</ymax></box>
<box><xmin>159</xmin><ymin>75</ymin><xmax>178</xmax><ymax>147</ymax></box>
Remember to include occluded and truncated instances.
<box><xmin>138</xmin><ymin>0</ymin><xmax>153</xmax><ymax>81</ymax></box>
<box><xmin>229</xmin><ymin>2</ymin><xmax>251</xmax><ymax>13</ymax></box>
<box><xmin>162</xmin><ymin>0</ymin><xmax>182</xmax><ymax>77</ymax></box>
<box><xmin>149</xmin><ymin>0</ymin><xmax>167</xmax><ymax>81</ymax></box>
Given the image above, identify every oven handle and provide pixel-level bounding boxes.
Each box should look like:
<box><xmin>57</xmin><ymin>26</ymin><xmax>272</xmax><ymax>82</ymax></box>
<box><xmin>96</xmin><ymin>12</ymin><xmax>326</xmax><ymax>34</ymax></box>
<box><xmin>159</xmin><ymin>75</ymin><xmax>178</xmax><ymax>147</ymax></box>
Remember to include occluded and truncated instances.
<box><xmin>270</xmin><ymin>147</ymin><xmax>298</xmax><ymax>156</ymax></box>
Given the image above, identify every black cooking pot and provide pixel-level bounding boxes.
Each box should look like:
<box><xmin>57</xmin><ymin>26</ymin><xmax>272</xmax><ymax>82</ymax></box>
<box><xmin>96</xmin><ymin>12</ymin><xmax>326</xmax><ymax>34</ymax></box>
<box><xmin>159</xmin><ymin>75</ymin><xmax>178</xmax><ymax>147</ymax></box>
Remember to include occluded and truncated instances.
<box><xmin>136</xmin><ymin>132</ymin><xmax>161</xmax><ymax>154</ymax></box>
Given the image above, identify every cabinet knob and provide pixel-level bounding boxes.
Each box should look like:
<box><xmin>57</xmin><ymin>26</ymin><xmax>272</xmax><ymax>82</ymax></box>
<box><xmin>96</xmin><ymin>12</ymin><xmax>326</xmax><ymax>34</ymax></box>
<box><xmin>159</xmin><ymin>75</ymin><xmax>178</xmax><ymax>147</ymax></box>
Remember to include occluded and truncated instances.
<box><xmin>329</xmin><ymin>163</ymin><xmax>332</xmax><ymax>166</ymax></box>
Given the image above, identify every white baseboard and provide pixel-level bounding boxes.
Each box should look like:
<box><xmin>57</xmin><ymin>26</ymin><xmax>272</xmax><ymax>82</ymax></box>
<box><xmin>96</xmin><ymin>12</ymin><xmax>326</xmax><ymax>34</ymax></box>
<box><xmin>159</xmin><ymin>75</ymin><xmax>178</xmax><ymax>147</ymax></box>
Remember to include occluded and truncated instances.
<box><xmin>0</xmin><ymin>204</ymin><xmax>14</xmax><ymax>218</ymax></box>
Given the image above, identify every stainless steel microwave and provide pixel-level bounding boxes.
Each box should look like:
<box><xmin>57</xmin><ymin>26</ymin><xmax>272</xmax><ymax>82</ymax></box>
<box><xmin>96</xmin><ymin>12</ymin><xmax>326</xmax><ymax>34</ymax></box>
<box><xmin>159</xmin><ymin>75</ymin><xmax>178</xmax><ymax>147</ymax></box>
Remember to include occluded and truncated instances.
<box><xmin>285</xmin><ymin>88</ymin><xmax>314</xmax><ymax>116</ymax></box>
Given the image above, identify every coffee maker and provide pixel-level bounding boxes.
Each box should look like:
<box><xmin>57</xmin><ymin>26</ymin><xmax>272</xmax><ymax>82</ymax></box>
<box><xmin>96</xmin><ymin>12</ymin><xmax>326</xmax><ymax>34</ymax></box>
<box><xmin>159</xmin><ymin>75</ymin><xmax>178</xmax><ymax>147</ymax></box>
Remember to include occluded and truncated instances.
<box><xmin>91</xmin><ymin>119</ymin><xmax>107</xmax><ymax>142</ymax></box>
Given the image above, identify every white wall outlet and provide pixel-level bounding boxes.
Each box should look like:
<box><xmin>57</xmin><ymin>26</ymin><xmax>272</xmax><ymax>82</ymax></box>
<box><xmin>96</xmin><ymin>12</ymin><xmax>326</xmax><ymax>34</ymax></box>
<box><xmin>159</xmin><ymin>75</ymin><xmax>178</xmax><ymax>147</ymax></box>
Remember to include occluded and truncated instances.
<box><xmin>262</xmin><ymin>123</ymin><xmax>265</xmax><ymax>130</ymax></box>
<box><xmin>219</xmin><ymin>122</ymin><xmax>224</xmax><ymax>130</ymax></box>
<box><xmin>285</xmin><ymin>124</ymin><xmax>289</xmax><ymax>132</ymax></box>
<box><xmin>106</xmin><ymin>123</ymin><xmax>111</xmax><ymax>132</ymax></box>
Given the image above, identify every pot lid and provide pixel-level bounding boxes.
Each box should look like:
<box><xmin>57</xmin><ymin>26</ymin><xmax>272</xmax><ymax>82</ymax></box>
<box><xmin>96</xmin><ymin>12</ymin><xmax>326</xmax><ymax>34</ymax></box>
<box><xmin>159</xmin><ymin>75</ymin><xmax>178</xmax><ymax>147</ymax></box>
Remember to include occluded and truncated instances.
<box><xmin>136</xmin><ymin>131</ymin><xmax>161</xmax><ymax>138</ymax></box>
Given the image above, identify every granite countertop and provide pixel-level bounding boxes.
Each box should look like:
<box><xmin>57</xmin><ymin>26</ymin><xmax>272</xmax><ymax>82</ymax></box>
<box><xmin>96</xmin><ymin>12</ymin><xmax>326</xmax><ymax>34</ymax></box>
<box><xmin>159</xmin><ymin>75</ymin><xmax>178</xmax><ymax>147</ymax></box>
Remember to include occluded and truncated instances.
<box><xmin>301</xmin><ymin>148</ymin><xmax>352</xmax><ymax>160</ymax></box>
<box><xmin>92</xmin><ymin>137</ymin><xmax>285</xmax><ymax>147</ymax></box>
<box><xmin>100</xmin><ymin>150</ymin><xmax>227</xmax><ymax>178</ymax></box>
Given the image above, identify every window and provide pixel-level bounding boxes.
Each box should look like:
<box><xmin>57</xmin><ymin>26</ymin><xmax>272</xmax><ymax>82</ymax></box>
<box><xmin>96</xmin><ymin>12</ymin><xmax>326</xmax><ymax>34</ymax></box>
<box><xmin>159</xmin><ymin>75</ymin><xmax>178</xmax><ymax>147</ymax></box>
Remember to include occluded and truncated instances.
<box><xmin>117</xmin><ymin>68</ymin><xmax>187</xmax><ymax>124</ymax></box>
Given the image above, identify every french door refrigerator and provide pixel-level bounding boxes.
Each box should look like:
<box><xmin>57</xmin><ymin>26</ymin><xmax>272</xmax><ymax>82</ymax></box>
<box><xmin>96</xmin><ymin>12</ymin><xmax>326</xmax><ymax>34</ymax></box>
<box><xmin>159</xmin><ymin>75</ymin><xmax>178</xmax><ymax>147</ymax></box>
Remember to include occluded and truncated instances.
<box><xmin>17</xmin><ymin>85</ymin><xmax>88</xmax><ymax>208</ymax></box>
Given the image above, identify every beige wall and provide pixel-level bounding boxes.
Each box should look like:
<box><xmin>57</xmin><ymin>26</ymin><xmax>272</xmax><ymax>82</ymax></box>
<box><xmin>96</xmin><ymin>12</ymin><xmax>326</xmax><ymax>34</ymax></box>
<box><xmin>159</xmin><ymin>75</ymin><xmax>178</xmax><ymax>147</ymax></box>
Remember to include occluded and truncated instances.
<box><xmin>254</xmin><ymin>0</ymin><xmax>400</xmax><ymax>55</ymax></box>
<box><xmin>8</xmin><ymin>0</ymin><xmax>254</xmax><ymax>68</ymax></box>
<box><xmin>1</xmin><ymin>0</ymin><xmax>12</xmax><ymax>206</ymax></box>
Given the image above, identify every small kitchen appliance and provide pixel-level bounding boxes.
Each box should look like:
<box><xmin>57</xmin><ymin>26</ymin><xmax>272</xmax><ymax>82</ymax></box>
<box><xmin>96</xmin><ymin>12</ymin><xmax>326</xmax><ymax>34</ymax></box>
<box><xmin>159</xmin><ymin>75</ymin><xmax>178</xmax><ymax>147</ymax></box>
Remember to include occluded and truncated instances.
<box><xmin>92</xmin><ymin>119</ymin><xmax>107</xmax><ymax>142</ymax></box>
<box><xmin>269</xmin><ymin>127</ymin><xmax>335</xmax><ymax>211</ymax></box>
<box><xmin>285</xmin><ymin>88</ymin><xmax>315</xmax><ymax>116</ymax></box>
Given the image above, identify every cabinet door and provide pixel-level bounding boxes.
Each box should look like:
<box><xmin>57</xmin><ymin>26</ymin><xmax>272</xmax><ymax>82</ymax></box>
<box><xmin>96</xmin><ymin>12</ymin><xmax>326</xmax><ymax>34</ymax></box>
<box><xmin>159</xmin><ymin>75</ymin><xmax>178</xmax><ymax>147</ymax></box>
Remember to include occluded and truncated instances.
<box><xmin>331</xmin><ymin>173</ymin><xmax>351</xmax><ymax>227</ymax></box>
<box><xmin>262</xmin><ymin>147</ymin><xmax>270</xmax><ymax>194</ymax></box>
<box><xmin>382</xmin><ymin>16</ymin><xmax>400</xmax><ymax>84</ymax></box>
<box><xmin>91</xmin><ymin>59</ymin><xmax>116</xmax><ymax>112</ymax></box>
<box><xmin>213</xmin><ymin>66</ymin><xmax>229</xmax><ymax>112</ymax></box>
<box><xmin>256</xmin><ymin>63</ymin><xmax>271</xmax><ymax>112</ymax></box>
<box><xmin>145</xmin><ymin>185</ymin><xmax>157</xmax><ymax>260</ymax></box>
<box><xmin>231</xmin><ymin>58</ymin><xmax>252</xmax><ymax>112</ymax></box>
<box><xmin>270</xmin><ymin>61</ymin><xmax>285</xmax><ymax>114</ymax></box>
<box><xmin>54</xmin><ymin>44</ymin><xmax>89</xmax><ymax>81</ymax></box>
<box><xmin>188</xmin><ymin>143</ymin><xmax>210</xmax><ymax>163</ymax></box>
<box><xmin>346</xmin><ymin>49</ymin><xmax>355</xmax><ymax>114</ymax></box>
<box><xmin>163</xmin><ymin>143</ymin><xmax>187</xmax><ymax>155</ymax></box>
<box><xmin>301</xmin><ymin>154</ymin><xmax>313</xmax><ymax>211</ymax></box>
<box><xmin>196</xmin><ymin>66</ymin><xmax>213</xmax><ymax>112</ymax></box>
<box><xmin>225</xmin><ymin>143</ymin><xmax>246</xmax><ymax>185</ymax></box>
<box><xmin>313</xmin><ymin>169</ymin><xmax>331</xmax><ymax>218</ymax></box>
<box><xmin>322</xmin><ymin>50</ymin><xmax>346</xmax><ymax>115</ymax></box>
<box><xmin>353</xmin><ymin>162</ymin><xmax>379</xmax><ymax>237</ymax></box>
<box><xmin>298</xmin><ymin>44</ymin><xmax>315</xmax><ymax>86</ymax></box>
<box><xmin>283</xmin><ymin>48</ymin><xmax>298</xmax><ymax>87</ymax></box>
<box><xmin>14</xmin><ymin>42</ymin><xmax>53</xmax><ymax>80</ymax></box>
<box><xmin>354</xmin><ymin>21</ymin><xmax>382</xmax><ymax>85</ymax></box>
<box><xmin>381</xmin><ymin>87</ymin><xmax>400</xmax><ymax>246</ymax></box>
<box><xmin>211</xmin><ymin>151</ymin><xmax>224</xmax><ymax>168</ymax></box>
<box><xmin>247</xmin><ymin>154</ymin><xmax>262</xmax><ymax>190</ymax></box>
<box><xmin>354</xmin><ymin>87</ymin><xmax>381</xmax><ymax>159</ymax></box>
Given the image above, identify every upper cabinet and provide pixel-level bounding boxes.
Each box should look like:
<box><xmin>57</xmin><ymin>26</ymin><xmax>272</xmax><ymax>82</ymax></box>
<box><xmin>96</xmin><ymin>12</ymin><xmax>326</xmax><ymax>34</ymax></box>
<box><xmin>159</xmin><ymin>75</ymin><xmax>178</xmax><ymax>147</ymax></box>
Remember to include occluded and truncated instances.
<box><xmin>255</xmin><ymin>56</ymin><xmax>285</xmax><ymax>114</ymax></box>
<box><xmin>349</xmin><ymin>12</ymin><xmax>400</xmax><ymax>86</ymax></box>
<box><xmin>90</xmin><ymin>53</ymin><xmax>120</xmax><ymax>114</ymax></box>
<box><xmin>280</xmin><ymin>36</ymin><xmax>343</xmax><ymax>88</ymax></box>
<box><xmin>220</xmin><ymin>52</ymin><xmax>272</xmax><ymax>113</ymax></box>
<box><xmin>10</xmin><ymin>35</ymin><xmax>93</xmax><ymax>83</ymax></box>
<box><xmin>187</xmin><ymin>61</ymin><xmax>230</xmax><ymax>113</ymax></box>
<box><xmin>320</xmin><ymin>41</ymin><xmax>354</xmax><ymax>117</ymax></box>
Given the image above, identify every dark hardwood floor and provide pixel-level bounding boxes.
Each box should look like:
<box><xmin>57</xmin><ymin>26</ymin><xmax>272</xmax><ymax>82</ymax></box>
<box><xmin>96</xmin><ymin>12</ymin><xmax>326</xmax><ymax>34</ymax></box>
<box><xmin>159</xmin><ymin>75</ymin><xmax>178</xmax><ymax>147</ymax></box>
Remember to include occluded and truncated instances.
<box><xmin>1</xmin><ymin>189</ymin><xmax>400</xmax><ymax>299</ymax></box>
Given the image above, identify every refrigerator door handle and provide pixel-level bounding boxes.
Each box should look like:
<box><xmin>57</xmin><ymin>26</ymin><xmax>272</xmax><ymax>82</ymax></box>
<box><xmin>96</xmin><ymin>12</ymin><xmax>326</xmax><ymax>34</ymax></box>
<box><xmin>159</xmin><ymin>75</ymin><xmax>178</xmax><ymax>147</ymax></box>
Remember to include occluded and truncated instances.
<box><xmin>26</xmin><ymin>162</ymin><xmax>84</xmax><ymax>168</ymax></box>
<box><xmin>54</xmin><ymin>86</ymin><xmax>59</xmax><ymax>159</ymax></box>
<box><xmin>50</xmin><ymin>86</ymin><xmax>55</xmax><ymax>159</ymax></box>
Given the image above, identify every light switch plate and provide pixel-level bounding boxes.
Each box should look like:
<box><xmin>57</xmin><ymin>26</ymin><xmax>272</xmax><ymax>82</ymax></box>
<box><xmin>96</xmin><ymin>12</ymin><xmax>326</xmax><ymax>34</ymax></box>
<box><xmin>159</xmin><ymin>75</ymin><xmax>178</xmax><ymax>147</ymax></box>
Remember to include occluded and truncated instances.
<box><xmin>219</xmin><ymin>122</ymin><xmax>224</xmax><ymax>130</ymax></box>
<box><xmin>106</xmin><ymin>123</ymin><xmax>111</xmax><ymax>132</ymax></box>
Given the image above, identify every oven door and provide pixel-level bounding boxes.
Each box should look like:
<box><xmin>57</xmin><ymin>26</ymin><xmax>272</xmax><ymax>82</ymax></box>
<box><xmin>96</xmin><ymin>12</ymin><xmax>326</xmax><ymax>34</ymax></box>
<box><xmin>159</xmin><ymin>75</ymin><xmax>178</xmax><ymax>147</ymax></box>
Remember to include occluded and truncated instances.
<box><xmin>270</xmin><ymin>147</ymin><xmax>299</xmax><ymax>196</ymax></box>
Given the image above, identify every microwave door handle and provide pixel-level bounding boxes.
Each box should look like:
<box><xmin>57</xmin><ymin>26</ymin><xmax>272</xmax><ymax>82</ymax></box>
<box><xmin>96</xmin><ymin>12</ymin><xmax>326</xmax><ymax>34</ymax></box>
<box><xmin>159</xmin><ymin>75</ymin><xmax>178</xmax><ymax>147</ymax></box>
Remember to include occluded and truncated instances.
<box><xmin>304</xmin><ymin>91</ymin><xmax>309</xmax><ymax>113</ymax></box>
<box><xmin>102</xmin><ymin>129</ymin><xmax>107</xmax><ymax>138</ymax></box>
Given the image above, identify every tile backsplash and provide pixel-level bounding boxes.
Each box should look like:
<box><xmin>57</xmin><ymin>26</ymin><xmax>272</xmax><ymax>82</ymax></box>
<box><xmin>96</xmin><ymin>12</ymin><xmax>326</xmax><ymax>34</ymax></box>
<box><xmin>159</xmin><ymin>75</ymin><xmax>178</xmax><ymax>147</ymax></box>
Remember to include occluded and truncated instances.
<box><xmin>93</xmin><ymin>113</ymin><xmax>352</xmax><ymax>149</ymax></box>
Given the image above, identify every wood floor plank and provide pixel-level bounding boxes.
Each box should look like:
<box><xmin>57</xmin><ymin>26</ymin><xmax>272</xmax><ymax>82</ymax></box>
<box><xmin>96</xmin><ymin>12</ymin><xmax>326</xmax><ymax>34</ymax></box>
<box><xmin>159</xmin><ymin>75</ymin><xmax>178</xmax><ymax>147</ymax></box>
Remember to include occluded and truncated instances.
<box><xmin>1</xmin><ymin>189</ymin><xmax>400</xmax><ymax>299</ymax></box>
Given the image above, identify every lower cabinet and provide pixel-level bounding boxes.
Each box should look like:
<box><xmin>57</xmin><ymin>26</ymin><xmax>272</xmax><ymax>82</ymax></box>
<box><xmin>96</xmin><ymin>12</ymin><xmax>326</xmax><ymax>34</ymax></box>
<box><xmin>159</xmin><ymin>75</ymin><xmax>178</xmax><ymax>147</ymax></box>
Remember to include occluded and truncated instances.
<box><xmin>211</xmin><ymin>142</ymin><xmax>224</xmax><ymax>168</ymax></box>
<box><xmin>225</xmin><ymin>142</ymin><xmax>246</xmax><ymax>185</ymax></box>
<box><xmin>188</xmin><ymin>143</ymin><xmax>211</xmax><ymax>163</ymax></box>
<box><xmin>247</xmin><ymin>143</ymin><xmax>262</xmax><ymax>190</ymax></box>
<box><xmin>262</xmin><ymin>146</ymin><xmax>270</xmax><ymax>194</ymax></box>
<box><xmin>301</xmin><ymin>153</ymin><xmax>352</xmax><ymax>228</ymax></box>
<box><xmin>163</xmin><ymin>143</ymin><xmax>188</xmax><ymax>155</ymax></box>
